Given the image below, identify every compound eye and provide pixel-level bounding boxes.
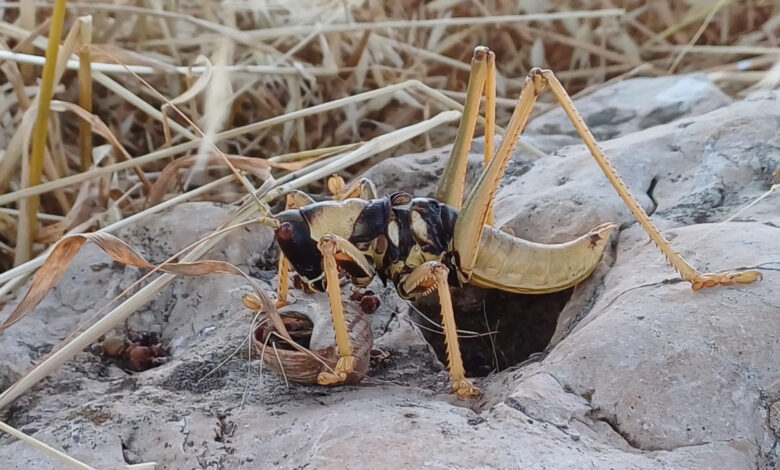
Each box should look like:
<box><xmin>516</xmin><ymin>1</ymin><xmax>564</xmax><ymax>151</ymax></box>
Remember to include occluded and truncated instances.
<box><xmin>276</xmin><ymin>221</ymin><xmax>294</xmax><ymax>242</ymax></box>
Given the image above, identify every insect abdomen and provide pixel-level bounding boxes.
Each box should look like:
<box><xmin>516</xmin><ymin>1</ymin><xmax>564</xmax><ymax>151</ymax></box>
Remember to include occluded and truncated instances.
<box><xmin>468</xmin><ymin>223</ymin><xmax>616</xmax><ymax>294</ymax></box>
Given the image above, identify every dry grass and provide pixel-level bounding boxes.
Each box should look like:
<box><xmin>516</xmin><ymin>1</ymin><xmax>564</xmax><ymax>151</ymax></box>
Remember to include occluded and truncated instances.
<box><xmin>0</xmin><ymin>0</ymin><xmax>777</xmax><ymax>272</ymax></box>
<box><xmin>0</xmin><ymin>2</ymin><xmax>777</xmax><ymax>467</ymax></box>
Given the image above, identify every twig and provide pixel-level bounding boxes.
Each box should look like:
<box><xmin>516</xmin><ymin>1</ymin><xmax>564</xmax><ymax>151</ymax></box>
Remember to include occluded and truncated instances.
<box><xmin>20</xmin><ymin>0</ymin><xmax>68</xmax><ymax>263</ymax></box>
<box><xmin>647</xmin><ymin>45</ymin><xmax>780</xmax><ymax>55</ymax></box>
<box><xmin>242</xmin><ymin>10</ymin><xmax>626</xmax><ymax>39</ymax></box>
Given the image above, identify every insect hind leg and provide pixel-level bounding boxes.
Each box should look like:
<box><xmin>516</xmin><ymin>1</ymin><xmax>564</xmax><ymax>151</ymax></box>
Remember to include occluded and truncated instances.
<box><xmin>538</xmin><ymin>69</ymin><xmax>762</xmax><ymax>290</ymax></box>
<box><xmin>436</xmin><ymin>47</ymin><xmax>493</xmax><ymax>210</ymax></box>
<box><xmin>453</xmin><ymin>68</ymin><xmax>545</xmax><ymax>282</ymax></box>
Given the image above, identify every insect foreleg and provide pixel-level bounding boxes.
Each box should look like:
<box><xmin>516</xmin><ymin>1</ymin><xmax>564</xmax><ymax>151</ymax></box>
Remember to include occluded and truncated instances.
<box><xmin>342</xmin><ymin>177</ymin><xmax>378</xmax><ymax>200</ymax></box>
<box><xmin>399</xmin><ymin>261</ymin><xmax>479</xmax><ymax>398</ymax></box>
<box><xmin>484</xmin><ymin>50</ymin><xmax>497</xmax><ymax>226</ymax></box>
<box><xmin>315</xmin><ymin>234</ymin><xmax>377</xmax><ymax>386</ymax></box>
<box><xmin>327</xmin><ymin>175</ymin><xmax>378</xmax><ymax>201</ymax></box>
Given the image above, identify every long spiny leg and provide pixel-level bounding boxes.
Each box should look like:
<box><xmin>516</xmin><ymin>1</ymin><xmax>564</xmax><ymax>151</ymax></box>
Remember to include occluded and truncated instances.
<box><xmin>538</xmin><ymin>70</ymin><xmax>762</xmax><ymax>290</ymax></box>
<box><xmin>400</xmin><ymin>261</ymin><xmax>479</xmax><ymax>398</ymax></box>
<box><xmin>316</xmin><ymin>234</ymin><xmax>377</xmax><ymax>385</ymax></box>
<box><xmin>484</xmin><ymin>50</ymin><xmax>497</xmax><ymax>226</ymax></box>
<box><xmin>276</xmin><ymin>191</ymin><xmax>317</xmax><ymax>307</ymax></box>
<box><xmin>436</xmin><ymin>46</ymin><xmax>491</xmax><ymax>209</ymax></box>
<box><xmin>453</xmin><ymin>70</ymin><xmax>546</xmax><ymax>281</ymax></box>
<box><xmin>453</xmin><ymin>67</ymin><xmax>761</xmax><ymax>290</ymax></box>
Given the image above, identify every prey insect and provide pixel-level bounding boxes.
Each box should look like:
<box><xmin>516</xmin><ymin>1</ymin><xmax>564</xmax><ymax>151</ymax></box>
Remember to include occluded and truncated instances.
<box><xmin>264</xmin><ymin>46</ymin><xmax>762</xmax><ymax>398</ymax></box>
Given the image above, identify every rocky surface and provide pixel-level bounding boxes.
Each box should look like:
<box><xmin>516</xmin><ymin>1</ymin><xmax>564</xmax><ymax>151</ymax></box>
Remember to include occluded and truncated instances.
<box><xmin>0</xmin><ymin>74</ymin><xmax>777</xmax><ymax>469</ymax></box>
<box><xmin>524</xmin><ymin>73</ymin><xmax>733</xmax><ymax>149</ymax></box>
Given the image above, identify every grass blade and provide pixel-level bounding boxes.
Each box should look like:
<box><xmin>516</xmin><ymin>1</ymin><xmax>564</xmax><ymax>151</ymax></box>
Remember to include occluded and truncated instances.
<box><xmin>77</xmin><ymin>15</ymin><xmax>93</xmax><ymax>171</ymax></box>
<box><xmin>19</xmin><ymin>0</ymin><xmax>69</xmax><ymax>265</ymax></box>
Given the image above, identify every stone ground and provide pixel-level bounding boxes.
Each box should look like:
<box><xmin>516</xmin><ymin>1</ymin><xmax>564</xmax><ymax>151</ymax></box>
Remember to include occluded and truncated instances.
<box><xmin>0</xmin><ymin>74</ymin><xmax>778</xmax><ymax>469</ymax></box>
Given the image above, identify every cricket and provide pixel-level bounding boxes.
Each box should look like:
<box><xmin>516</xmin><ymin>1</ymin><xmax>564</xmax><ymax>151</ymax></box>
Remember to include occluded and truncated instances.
<box><xmin>259</xmin><ymin>46</ymin><xmax>763</xmax><ymax>398</ymax></box>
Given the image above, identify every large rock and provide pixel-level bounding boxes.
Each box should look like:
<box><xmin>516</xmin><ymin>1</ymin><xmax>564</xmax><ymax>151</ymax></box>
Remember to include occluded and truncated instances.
<box><xmin>0</xmin><ymin>77</ymin><xmax>777</xmax><ymax>469</ymax></box>
<box><xmin>485</xmin><ymin>221</ymin><xmax>778</xmax><ymax>455</ymax></box>
<box><xmin>525</xmin><ymin>73</ymin><xmax>732</xmax><ymax>147</ymax></box>
<box><xmin>493</xmin><ymin>91</ymin><xmax>777</xmax><ymax>244</ymax></box>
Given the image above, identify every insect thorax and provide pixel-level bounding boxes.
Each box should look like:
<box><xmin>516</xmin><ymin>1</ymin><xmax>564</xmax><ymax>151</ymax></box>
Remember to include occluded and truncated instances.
<box><xmin>383</xmin><ymin>195</ymin><xmax>458</xmax><ymax>287</ymax></box>
<box><xmin>275</xmin><ymin>194</ymin><xmax>459</xmax><ymax>292</ymax></box>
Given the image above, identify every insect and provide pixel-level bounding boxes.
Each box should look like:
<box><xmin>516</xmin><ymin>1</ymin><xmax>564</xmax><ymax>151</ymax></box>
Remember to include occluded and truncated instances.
<box><xmin>264</xmin><ymin>46</ymin><xmax>762</xmax><ymax>398</ymax></box>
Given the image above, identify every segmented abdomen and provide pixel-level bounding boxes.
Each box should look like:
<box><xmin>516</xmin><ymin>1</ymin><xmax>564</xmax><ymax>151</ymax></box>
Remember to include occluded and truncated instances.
<box><xmin>469</xmin><ymin>223</ymin><xmax>616</xmax><ymax>294</ymax></box>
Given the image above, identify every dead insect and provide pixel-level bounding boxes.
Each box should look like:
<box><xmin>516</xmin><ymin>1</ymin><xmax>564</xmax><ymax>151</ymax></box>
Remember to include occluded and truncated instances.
<box><xmin>99</xmin><ymin>332</ymin><xmax>170</xmax><ymax>372</ymax></box>
<box><xmin>258</xmin><ymin>46</ymin><xmax>762</xmax><ymax>398</ymax></box>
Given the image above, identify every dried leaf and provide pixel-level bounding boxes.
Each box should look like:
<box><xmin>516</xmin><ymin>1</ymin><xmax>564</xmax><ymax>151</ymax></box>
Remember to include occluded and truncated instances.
<box><xmin>48</xmin><ymin>100</ymin><xmax>151</xmax><ymax>189</ymax></box>
<box><xmin>146</xmin><ymin>154</ymin><xmax>271</xmax><ymax>206</ymax></box>
<box><xmin>49</xmin><ymin>101</ymin><xmax>132</xmax><ymax>161</ymax></box>
<box><xmin>168</xmin><ymin>55</ymin><xmax>214</xmax><ymax>106</ymax></box>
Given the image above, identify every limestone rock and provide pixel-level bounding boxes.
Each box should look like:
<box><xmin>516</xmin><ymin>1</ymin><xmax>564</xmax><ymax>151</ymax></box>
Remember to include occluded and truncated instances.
<box><xmin>526</xmin><ymin>73</ymin><xmax>732</xmax><ymax>146</ymax></box>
